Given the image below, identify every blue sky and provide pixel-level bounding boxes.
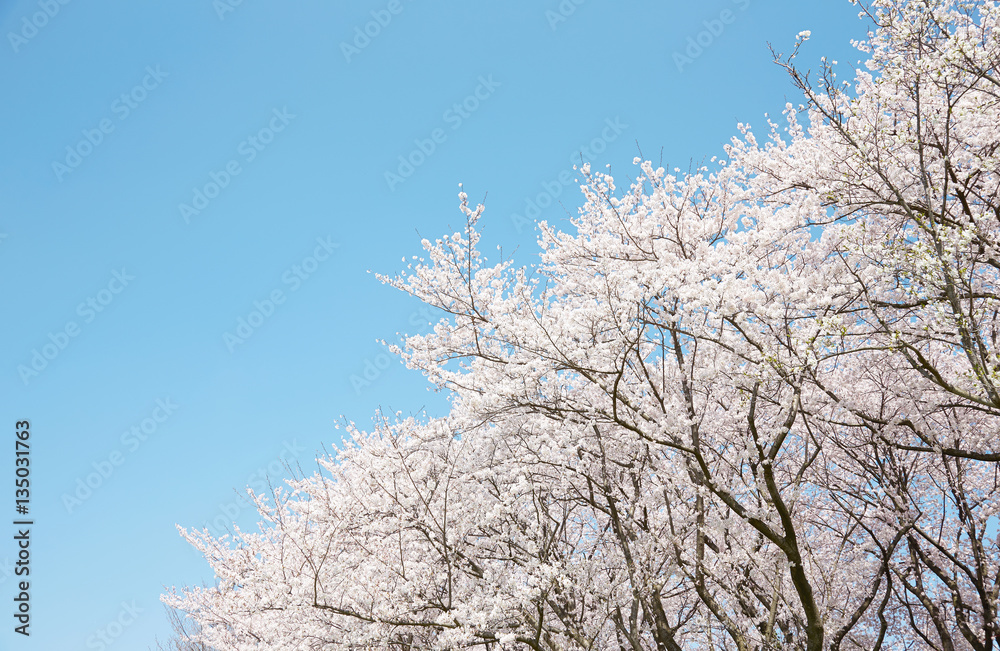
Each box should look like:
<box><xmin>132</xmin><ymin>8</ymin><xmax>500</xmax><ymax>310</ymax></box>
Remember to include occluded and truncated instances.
<box><xmin>0</xmin><ymin>1</ymin><xmax>868</xmax><ymax>648</ymax></box>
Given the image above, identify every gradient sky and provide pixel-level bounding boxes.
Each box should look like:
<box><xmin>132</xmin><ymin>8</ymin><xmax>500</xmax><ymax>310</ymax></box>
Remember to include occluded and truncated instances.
<box><xmin>0</xmin><ymin>1</ymin><xmax>869</xmax><ymax>648</ymax></box>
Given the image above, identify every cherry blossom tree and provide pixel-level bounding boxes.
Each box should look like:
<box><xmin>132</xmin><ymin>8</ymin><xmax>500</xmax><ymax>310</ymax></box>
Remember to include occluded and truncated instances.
<box><xmin>153</xmin><ymin>606</ymin><xmax>214</xmax><ymax>651</ymax></box>
<box><xmin>164</xmin><ymin>1</ymin><xmax>1000</xmax><ymax>649</ymax></box>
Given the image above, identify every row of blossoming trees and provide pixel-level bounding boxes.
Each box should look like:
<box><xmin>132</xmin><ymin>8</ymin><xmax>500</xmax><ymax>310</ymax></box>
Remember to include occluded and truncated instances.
<box><xmin>163</xmin><ymin>1</ymin><xmax>1000</xmax><ymax>649</ymax></box>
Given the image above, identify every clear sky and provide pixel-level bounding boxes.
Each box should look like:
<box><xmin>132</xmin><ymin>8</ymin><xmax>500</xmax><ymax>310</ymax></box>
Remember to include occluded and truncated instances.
<box><xmin>0</xmin><ymin>1</ymin><xmax>868</xmax><ymax>648</ymax></box>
